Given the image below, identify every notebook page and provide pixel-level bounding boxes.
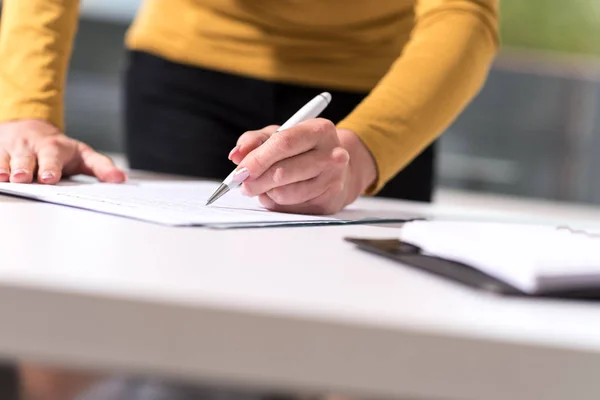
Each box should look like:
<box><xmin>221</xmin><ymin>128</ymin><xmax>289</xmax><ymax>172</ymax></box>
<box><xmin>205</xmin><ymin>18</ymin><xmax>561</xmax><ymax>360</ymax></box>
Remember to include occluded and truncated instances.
<box><xmin>0</xmin><ymin>180</ymin><xmax>338</xmax><ymax>226</ymax></box>
<box><xmin>534</xmin><ymin>229</ymin><xmax>600</xmax><ymax>291</ymax></box>
<box><xmin>400</xmin><ymin>221</ymin><xmax>600</xmax><ymax>293</ymax></box>
<box><xmin>399</xmin><ymin>221</ymin><xmax>539</xmax><ymax>292</ymax></box>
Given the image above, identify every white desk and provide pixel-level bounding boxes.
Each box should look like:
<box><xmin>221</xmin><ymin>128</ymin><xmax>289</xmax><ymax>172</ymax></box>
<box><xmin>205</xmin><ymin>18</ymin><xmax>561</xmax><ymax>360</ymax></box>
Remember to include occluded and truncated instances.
<box><xmin>2</xmin><ymin>175</ymin><xmax>600</xmax><ymax>400</ymax></box>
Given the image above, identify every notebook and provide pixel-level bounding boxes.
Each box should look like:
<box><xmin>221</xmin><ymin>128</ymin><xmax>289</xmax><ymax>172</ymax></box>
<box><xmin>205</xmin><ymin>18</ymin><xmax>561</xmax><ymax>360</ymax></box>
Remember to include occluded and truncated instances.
<box><xmin>0</xmin><ymin>178</ymin><xmax>415</xmax><ymax>228</ymax></box>
<box><xmin>346</xmin><ymin>220</ymin><xmax>600</xmax><ymax>298</ymax></box>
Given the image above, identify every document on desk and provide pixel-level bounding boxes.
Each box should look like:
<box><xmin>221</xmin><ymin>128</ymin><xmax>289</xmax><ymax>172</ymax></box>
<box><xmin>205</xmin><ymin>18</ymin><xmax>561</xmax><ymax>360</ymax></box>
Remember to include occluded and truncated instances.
<box><xmin>0</xmin><ymin>179</ymin><xmax>413</xmax><ymax>228</ymax></box>
<box><xmin>347</xmin><ymin>220</ymin><xmax>600</xmax><ymax>296</ymax></box>
<box><xmin>399</xmin><ymin>220</ymin><xmax>600</xmax><ymax>294</ymax></box>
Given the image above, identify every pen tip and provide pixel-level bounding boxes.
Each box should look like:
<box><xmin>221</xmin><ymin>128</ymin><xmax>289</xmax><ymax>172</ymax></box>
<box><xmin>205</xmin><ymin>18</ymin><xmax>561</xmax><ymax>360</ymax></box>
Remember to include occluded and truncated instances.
<box><xmin>205</xmin><ymin>195</ymin><xmax>217</xmax><ymax>206</ymax></box>
<box><xmin>205</xmin><ymin>183</ymin><xmax>230</xmax><ymax>206</ymax></box>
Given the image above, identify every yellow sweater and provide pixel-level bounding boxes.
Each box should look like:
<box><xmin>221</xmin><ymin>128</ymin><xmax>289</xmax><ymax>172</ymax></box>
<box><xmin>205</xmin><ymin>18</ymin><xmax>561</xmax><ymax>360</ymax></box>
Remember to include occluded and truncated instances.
<box><xmin>0</xmin><ymin>0</ymin><xmax>499</xmax><ymax>193</ymax></box>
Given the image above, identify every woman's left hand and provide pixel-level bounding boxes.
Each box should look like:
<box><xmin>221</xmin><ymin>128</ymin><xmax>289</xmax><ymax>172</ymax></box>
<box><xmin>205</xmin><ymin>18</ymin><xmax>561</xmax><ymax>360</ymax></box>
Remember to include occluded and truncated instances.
<box><xmin>228</xmin><ymin>118</ymin><xmax>376</xmax><ymax>215</ymax></box>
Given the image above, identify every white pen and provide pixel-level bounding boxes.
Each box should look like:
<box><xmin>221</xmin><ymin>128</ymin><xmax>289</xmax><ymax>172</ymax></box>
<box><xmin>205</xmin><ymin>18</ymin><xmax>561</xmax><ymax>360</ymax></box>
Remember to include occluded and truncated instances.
<box><xmin>206</xmin><ymin>92</ymin><xmax>332</xmax><ymax>206</ymax></box>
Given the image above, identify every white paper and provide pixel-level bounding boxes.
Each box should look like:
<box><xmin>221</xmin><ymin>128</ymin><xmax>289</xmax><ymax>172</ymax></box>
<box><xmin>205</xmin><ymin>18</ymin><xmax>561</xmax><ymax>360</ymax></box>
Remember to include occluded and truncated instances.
<box><xmin>0</xmin><ymin>179</ymin><xmax>413</xmax><ymax>228</ymax></box>
<box><xmin>399</xmin><ymin>220</ymin><xmax>600</xmax><ymax>293</ymax></box>
<box><xmin>0</xmin><ymin>179</ymin><xmax>344</xmax><ymax>226</ymax></box>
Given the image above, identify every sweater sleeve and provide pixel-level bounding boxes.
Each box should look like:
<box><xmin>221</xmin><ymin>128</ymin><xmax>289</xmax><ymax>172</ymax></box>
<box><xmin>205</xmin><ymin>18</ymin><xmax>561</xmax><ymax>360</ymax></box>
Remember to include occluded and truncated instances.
<box><xmin>0</xmin><ymin>0</ymin><xmax>80</xmax><ymax>132</ymax></box>
<box><xmin>337</xmin><ymin>0</ymin><xmax>499</xmax><ymax>194</ymax></box>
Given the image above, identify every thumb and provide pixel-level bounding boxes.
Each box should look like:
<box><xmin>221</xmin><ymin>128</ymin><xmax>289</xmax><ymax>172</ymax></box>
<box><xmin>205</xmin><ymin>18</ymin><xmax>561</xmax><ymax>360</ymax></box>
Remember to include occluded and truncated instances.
<box><xmin>229</xmin><ymin>125</ymin><xmax>279</xmax><ymax>165</ymax></box>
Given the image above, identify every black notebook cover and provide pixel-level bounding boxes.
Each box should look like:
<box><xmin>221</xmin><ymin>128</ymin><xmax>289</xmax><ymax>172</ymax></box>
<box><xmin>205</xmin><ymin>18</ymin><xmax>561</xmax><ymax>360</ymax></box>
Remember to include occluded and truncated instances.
<box><xmin>344</xmin><ymin>237</ymin><xmax>600</xmax><ymax>301</ymax></box>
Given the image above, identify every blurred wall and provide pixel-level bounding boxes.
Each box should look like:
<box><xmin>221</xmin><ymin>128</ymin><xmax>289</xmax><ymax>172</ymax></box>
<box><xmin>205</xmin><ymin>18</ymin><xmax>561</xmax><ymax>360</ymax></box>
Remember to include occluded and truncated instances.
<box><xmin>438</xmin><ymin>56</ymin><xmax>600</xmax><ymax>203</ymax></box>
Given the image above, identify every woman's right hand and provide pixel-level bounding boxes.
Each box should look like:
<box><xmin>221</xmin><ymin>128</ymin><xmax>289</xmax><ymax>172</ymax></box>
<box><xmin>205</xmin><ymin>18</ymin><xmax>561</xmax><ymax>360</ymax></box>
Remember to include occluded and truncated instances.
<box><xmin>0</xmin><ymin>119</ymin><xmax>126</xmax><ymax>184</ymax></box>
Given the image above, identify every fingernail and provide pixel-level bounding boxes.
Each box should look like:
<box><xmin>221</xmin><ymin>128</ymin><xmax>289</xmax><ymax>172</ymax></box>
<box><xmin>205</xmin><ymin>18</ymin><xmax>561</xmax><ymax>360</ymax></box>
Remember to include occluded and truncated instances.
<box><xmin>12</xmin><ymin>169</ymin><xmax>27</xmax><ymax>177</ymax></box>
<box><xmin>240</xmin><ymin>185</ymin><xmax>250</xmax><ymax>196</ymax></box>
<box><xmin>41</xmin><ymin>171</ymin><xmax>55</xmax><ymax>181</ymax></box>
<box><xmin>228</xmin><ymin>145</ymin><xmax>240</xmax><ymax>160</ymax></box>
<box><xmin>231</xmin><ymin>167</ymin><xmax>250</xmax><ymax>183</ymax></box>
<box><xmin>0</xmin><ymin>169</ymin><xmax>8</xmax><ymax>177</ymax></box>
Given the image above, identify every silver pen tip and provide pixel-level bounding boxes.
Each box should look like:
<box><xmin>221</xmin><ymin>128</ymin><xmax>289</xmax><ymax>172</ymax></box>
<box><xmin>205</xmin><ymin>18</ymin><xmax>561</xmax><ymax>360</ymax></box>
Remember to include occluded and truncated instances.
<box><xmin>206</xmin><ymin>183</ymin><xmax>230</xmax><ymax>206</ymax></box>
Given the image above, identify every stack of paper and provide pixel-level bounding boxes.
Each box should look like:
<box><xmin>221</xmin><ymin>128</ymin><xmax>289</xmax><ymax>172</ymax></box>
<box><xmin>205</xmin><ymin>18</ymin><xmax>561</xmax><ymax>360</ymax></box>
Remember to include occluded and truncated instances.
<box><xmin>0</xmin><ymin>179</ymin><xmax>414</xmax><ymax>228</ymax></box>
<box><xmin>400</xmin><ymin>220</ymin><xmax>600</xmax><ymax>294</ymax></box>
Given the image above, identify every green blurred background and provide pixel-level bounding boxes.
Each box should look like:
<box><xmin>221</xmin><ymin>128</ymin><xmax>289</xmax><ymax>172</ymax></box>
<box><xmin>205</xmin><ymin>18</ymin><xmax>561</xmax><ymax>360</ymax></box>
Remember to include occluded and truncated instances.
<box><xmin>500</xmin><ymin>0</ymin><xmax>600</xmax><ymax>55</ymax></box>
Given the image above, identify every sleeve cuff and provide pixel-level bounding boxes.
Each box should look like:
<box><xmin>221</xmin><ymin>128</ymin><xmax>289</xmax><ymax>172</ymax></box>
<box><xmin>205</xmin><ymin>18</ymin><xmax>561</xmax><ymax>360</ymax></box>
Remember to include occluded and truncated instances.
<box><xmin>337</xmin><ymin>119</ymin><xmax>388</xmax><ymax>195</ymax></box>
<box><xmin>0</xmin><ymin>97</ymin><xmax>63</xmax><ymax>132</ymax></box>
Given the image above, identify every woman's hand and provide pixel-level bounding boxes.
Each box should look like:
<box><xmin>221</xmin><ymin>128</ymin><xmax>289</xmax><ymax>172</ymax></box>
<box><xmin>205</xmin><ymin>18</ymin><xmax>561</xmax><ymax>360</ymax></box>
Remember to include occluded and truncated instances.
<box><xmin>0</xmin><ymin>119</ymin><xmax>126</xmax><ymax>184</ymax></box>
<box><xmin>229</xmin><ymin>118</ymin><xmax>376</xmax><ymax>215</ymax></box>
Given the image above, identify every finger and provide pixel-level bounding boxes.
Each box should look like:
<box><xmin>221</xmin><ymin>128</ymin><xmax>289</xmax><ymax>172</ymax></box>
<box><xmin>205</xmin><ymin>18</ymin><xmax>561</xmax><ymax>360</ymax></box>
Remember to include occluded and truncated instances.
<box><xmin>239</xmin><ymin>119</ymin><xmax>336</xmax><ymax>180</ymax></box>
<box><xmin>229</xmin><ymin>125</ymin><xmax>279</xmax><ymax>164</ymax></box>
<box><xmin>75</xmin><ymin>144</ymin><xmax>126</xmax><ymax>183</ymax></box>
<box><xmin>36</xmin><ymin>138</ymin><xmax>69</xmax><ymax>184</ymax></box>
<box><xmin>9</xmin><ymin>140</ymin><xmax>36</xmax><ymax>183</ymax></box>
<box><xmin>258</xmin><ymin>147</ymin><xmax>349</xmax><ymax>211</ymax></box>
<box><xmin>0</xmin><ymin>150</ymin><xmax>9</xmax><ymax>182</ymax></box>
<box><xmin>241</xmin><ymin>149</ymin><xmax>326</xmax><ymax>196</ymax></box>
<box><xmin>258</xmin><ymin>185</ymin><xmax>342</xmax><ymax>215</ymax></box>
<box><xmin>264</xmin><ymin>147</ymin><xmax>348</xmax><ymax>205</ymax></box>
<box><xmin>264</xmin><ymin>172</ymin><xmax>333</xmax><ymax>206</ymax></box>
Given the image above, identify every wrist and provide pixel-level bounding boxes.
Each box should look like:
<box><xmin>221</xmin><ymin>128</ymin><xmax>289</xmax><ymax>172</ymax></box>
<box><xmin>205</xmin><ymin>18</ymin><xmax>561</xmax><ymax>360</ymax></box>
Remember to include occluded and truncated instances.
<box><xmin>0</xmin><ymin>119</ymin><xmax>62</xmax><ymax>137</ymax></box>
<box><xmin>337</xmin><ymin>128</ymin><xmax>377</xmax><ymax>203</ymax></box>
